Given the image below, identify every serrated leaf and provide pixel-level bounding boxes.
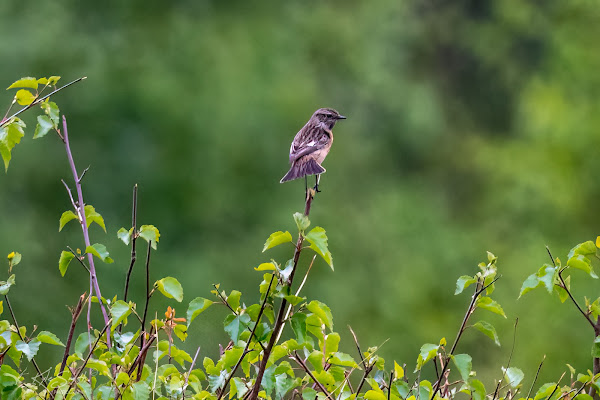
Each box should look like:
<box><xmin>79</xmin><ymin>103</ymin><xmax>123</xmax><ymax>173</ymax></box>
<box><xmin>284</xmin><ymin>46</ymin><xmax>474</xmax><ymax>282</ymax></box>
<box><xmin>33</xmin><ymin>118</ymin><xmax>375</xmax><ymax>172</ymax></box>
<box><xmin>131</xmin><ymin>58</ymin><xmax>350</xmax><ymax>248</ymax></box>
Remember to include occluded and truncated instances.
<box><xmin>59</xmin><ymin>210</ymin><xmax>79</xmax><ymax>231</ymax></box>
<box><xmin>37</xmin><ymin>331</ymin><xmax>65</xmax><ymax>346</ymax></box>
<box><xmin>0</xmin><ymin>275</ymin><xmax>16</xmax><ymax>295</ymax></box>
<box><xmin>84</xmin><ymin>205</ymin><xmax>106</xmax><ymax>232</ymax></box>
<box><xmin>452</xmin><ymin>354</ymin><xmax>472</xmax><ymax>381</ymax></box>
<box><xmin>227</xmin><ymin>290</ymin><xmax>242</xmax><ymax>310</ymax></box>
<box><xmin>293</xmin><ymin>212</ymin><xmax>310</xmax><ymax>231</ymax></box>
<box><xmin>16</xmin><ymin>339</ymin><xmax>40</xmax><ymax>361</ymax></box>
<box><xmin>111</xmin><ymin>300</ymin><xmax>132</xmax><ymax>329</ymax></box>
<box><xmin>503</xmin><ymin>367</ymin><xmax>524</xmax><ymax>388</ymax></box>
<box><xmin>472</xmin><ymin>320</ymin><xmax>500</xmax><ymax>346</ymax></box>
<box><xmin>329</xmin><ymin>352</ymin><xmax>358</xmax><ymax>368</ymax></box>
<box><xmin>187</xmin><ymin>297</ymin><xmax>213</xmax><ymax>327</ymax></box>
<box><xmin>534</xmin><ymin>383</ymin><xmax>558</xmax><ymax>400</ymax></box>
<box><xmin>7</xmin><ymin>77</ymin><xmax>38</xmax><ymax>90</ymax></box>
<box><xmin>304</xmin><ymin>227</ymin><xmax>333</xmax><ymax>270</ymax></box>
<box><xmin>155</xmin><ymin>277</ymin><xmax>183</xmax><ymax>302</ymax></box>
<box><xmin>455</xmin><ymin>276</ymin><xmax>477</xmax><ymax>295</ymax></box>
<box><xmin>224</xmin><ymin>314</ymin><xmax>251</xmax><ymax>343</ymax></box>
<box><xmin>0</xmin><ymin>119</ymin><xmax>25</xmax><ymax>171</ymax></box>
<box><xmin>85</xmin><ymin>243</ymin><xmax>113</xmax><ymax>264</ymax></box>
<box><xmin>475</xmin><ymin>296</ymin><xmax>506</xmax><ymax>318</ymax></box>
<box><xmin>567</xmin><ymin>254</ymin><xmax>598</xmax><ymax>278</ymax></box>
<box><xmin>139</xmin><ymin>225</ymin><xmax>160</xmax><ymax>249</ymax></box>
<box><xmin>307</xmin><ymin>300</ymin><xmax>333</xmax><ymax>330</ymax></box>
<box><xmin>117</xmin><ymin>227</ymin><xmax>133</xmax><ymax>245</ymax></box>
<box><xmin>58</xmin><ymin>251</ymin><xmax>75</xmax><ymax>277</ymax></box>
<box><xmin>15</xmin><ymin>89</ymin><xmax>35</xmax><ymax>106</ymax></box>
<box><xmin>263</xmin><ymin>231</ymin><xmax>293</xmax><ymax>252</ymax></box>
<box><xmin>34</xmin><ymin>115</ymin><xmax>53</xmax><ymax>139</ymax></box>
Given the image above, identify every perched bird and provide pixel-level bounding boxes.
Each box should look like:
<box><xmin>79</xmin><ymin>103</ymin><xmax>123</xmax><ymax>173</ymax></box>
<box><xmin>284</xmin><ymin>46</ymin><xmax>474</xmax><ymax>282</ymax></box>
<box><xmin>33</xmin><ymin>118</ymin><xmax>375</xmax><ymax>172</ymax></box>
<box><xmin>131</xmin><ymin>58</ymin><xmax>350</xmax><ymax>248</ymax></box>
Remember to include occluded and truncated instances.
<box><xmin>280</xmin><ymin>108</ymin><xmax>346</xmax><ymax>191</ymax></box>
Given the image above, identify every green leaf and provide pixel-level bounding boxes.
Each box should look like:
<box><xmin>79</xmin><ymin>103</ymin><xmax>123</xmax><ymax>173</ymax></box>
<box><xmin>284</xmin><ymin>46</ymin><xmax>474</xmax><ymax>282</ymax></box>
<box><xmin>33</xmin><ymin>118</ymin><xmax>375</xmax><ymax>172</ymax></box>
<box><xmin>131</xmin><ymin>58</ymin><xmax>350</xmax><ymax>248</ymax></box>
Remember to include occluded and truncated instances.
<box><xmin>293</xmin><ymin>212</ymin><xmax>310</xmax><ymax>232</ymax></box>
<box><xmin>290</xmin><ymin>313</ymin><xmax>307</xmax><ymax>344</ymax></box>
<box><xmin>48</xmin><ymin>76</ymin><xmax>61</xmax><ymax>85</ymax></box>
<box><xmin>7</xmin><ymin>77</ymin><xmax>38</xmax><ymax>90</ymax></box>
<box><xmin>304</xmin><ymin>227</ymin><xmax>333</xmax><ymax>270</ymax></box>
<box><xmin>452</xmin><ymin>354</ymin><xmax>472</xmax><ymax>381</ymax></box>
<box><xmin>33</xmin><ymin>115</ymin><xmax>53</xmax><ymax>139</ymax></box>
<box><xmin>15</xmin><ymin>339</ymin><xmax>40</xmax><ymax>361</ymax></box>
<box><xmin>592</xmin><ymin>337</ymin><xmax>600</xmax><ymax>358</ymax></box>
<box><xmin>15</xmin><ymin>89</ymin><xmax>35</xmax><ymax>106</ymax></box>
<box><xmin>228</xmin><ymin>290</ymin><xmax>242</xmax><ymax>310</ymax></box>
<box><xmin>569</xmin><ymin>241</ymin><xmax>597</xmax><ymax>258</ymax></box>
<box><xmin>139</xmin><ymin>225</ymin><xmax>160</xmax><ymax>249</ymax></box>
<box><xmin>117</xmin><ymin>227</ymin><xmax>133</xmax><ymax>245</ymax></box>
<box><xmin>329</xmin><ymin>352</ymin><xmax>358</xmax><ymax>368</ymax></box>
<box><xmin>84</xmin><ymin>205</ymin><xmax>106</xmax><ymax>232</ymax></box>
<box><xmin>110</xmin><ymin>300</ymin><xmax>132</xmax><ymax>329</ymax></box>
<box><xmin>59</xmin><ymin>210</ymin><xmax>79</xmax><ymax>231</ymax></box>
<box><xmin>37</xmin><ymin>331</ymin><xmax>65</xmax><ymax>346</ymax></box>
<box><xmin>224</xmin><ymin>314</ymin><xmax>251</xmax><ymax>343</ymax></box>
<box><xmin>472</xmin><ymin>320</ymin><xmax>500</xmax><ymax>346</ymax></box>
<box><xmin>155</xmin><ymin>277</ymin><xmax>184</xmax><ymax>302</ymax></box>
<box><xmin>469</xmin><ymin>379</ymin><xmax>486</xmax><ymax>400</ymax></box>
<box><xmin>534</xmin><ymin>383</ymin><xmax>558</xmax><ymax>400</ymax></box>
<box><xmin>0</xmin><ymin>275</ymin><xmax>16</xmax><ymax>295</ymax></box>
<box><xmin>475</xmin><ymin>296</ymin><xmax>506</xmax><ymax>318</ymax></box>
<box><xmin>255</xmin><ymin>262</ymin><xmax>276</xmax><ymax>271</ymax></box>
<box><xmin>187</xmin><ymin>297</ymin><xmax>213</xmax><ymax>327</ymax></box>
<box><xmin>503</xmin><ymin>367</ymin><xmax>524</xmax><ymax>388</ymax></box>
<box><xmin>40</xmin><ymin>101</ymin><xmax>60</xmax><ymax>126</ymax></box>
<box><xmin>7</xmin><ymin>251</ymin><xmax>21</xmax><ymax>267</ymax></box>
<box><xmin>58</xmin><ymin>251</ymin><xmax>75</xmax><ymax>277</ymax></box>
<box><xmin>416</xmin><ymin>343</ymin><xmax>439</xmax><ymax>371</ymax></box>
<box><xmin>307</xmin><ymin>300</ymin><xmax>333</xmax><ymax>330</ymax></box>
<box><xmin>284</xmin><ymin>295</ymin><xmax>304</xmax><ymax>306</ymax></box>
<box><xmin>0</xmin><ymin>118</ymin><xmax>25</xmax><ymax>171</ymax></box>
<box><xmin>85</xmin><ymin>243</ymin><xmax>114</xmax><ymax>264</ymax></box>
<box><xmin>364</xmin><ymin>390</ymin><xmax>387</xmax><ymax>400</ymax></box>
<box><xmin>455</xmin><ymin>276</ymin><xmax>477</xmax><ymax>295</ymax></box>
<box><xmin>263</xmin><ymin>231</ymin><xmax>293</xmax><ymax>252</ymax></box>
<box><xmin>567</xmin><ymin>254</ymin><xmax>598</xmax><ymax>278</ymax></box>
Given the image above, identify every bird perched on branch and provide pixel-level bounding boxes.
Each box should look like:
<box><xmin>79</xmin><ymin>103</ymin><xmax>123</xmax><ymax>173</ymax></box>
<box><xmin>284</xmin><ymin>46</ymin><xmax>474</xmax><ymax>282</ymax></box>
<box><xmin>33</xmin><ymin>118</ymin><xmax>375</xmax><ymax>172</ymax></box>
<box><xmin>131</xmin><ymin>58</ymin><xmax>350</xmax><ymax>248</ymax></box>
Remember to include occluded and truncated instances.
<box><xmin>280</xmin><ymin>108</ymin><xmax>346</xmax><ymax>192</ymax></box>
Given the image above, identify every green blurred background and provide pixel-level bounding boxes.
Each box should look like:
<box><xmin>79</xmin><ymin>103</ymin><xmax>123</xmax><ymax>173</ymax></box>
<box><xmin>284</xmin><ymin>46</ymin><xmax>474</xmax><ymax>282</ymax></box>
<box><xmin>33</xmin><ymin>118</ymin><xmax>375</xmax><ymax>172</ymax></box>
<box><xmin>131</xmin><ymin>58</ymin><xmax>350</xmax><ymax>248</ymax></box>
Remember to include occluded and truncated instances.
<box><xmin>1</xmin><ymin>0</ymin><xmax>599</xmax><ymax>388</ymax></box>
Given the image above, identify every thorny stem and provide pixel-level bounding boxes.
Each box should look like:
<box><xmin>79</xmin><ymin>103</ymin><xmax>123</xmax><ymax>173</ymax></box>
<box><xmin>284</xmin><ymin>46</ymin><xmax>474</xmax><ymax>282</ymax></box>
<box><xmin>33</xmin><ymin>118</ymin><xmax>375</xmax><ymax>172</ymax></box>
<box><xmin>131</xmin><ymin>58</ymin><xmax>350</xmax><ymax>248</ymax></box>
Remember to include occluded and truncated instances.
<box><xmin>62</xmin><ymin>116</ymin><xmax>111</xmax><ymax>347</ymax></box>
<box><xmin>249</xmin><ymin>188</ymin><xmax>316</xmax><ymax>400</ymax></box>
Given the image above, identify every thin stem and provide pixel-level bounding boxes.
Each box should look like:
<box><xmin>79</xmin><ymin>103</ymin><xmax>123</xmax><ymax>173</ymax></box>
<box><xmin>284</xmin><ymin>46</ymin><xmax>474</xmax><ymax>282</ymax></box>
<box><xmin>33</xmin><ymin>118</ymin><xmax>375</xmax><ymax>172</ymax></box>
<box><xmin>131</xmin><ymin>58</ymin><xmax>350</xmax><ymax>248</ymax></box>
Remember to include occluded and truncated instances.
<box><xmin>1</xmin><ymin>77</ymin><xmax>86</xmax><ymax>128</ymax></box>
<box><xmin>292</xmin><ymin>352</ymin><xmax>334</xmax><ymax>400</ymax></box>
<box><xmin>58</xmin><ymin>293</ymin><xmax>86</xmax><ymax>376</ymax></box>
<box><xmin>5</xmin><ymin>295</ymin><xmax>48</xmax><ymax>390</ymax></box>
<box><xmin>526</xmin><ymin>355</ymin><xmax>546</xmax><ymax>400</ymax></box>
<box><xmin>123</xmin><ymin>184</ymin><xmax>138</xmax><ymax>303</ymax></box>
<box><xmin>492</xmin><ymin>318</ymin><xmax>519</xmax><ymax>400</ymax></box>
<box><xmin>62</xmin><ymin>116</ymin><xmax>111</xmax><ymax>347</ymax></box>
<box><xmin>141</xmin><ymin>240</ymin><xmax>153</xmax><ymax>339</ymax></box>
<box><xmin>183</xmin><ymin>347</ymin><xmax>202</xmax><ymax>400</ymax></box>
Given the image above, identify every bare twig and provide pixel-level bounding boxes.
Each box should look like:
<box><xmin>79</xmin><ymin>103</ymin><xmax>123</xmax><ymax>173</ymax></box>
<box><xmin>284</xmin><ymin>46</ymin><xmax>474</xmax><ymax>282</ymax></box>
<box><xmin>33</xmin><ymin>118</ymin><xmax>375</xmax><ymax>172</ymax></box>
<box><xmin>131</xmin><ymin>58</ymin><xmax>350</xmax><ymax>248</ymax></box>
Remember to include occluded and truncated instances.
<box><xmin>62</xmin><ymin>116</ymin><xmax>111</xmax><ymax>347</ymax></box>
<box><xmin>492</xmin><ymin>318</ymin><xmax>519</xmax><ymax>400</ymax></box>
<box><xmin>526</xmin><ymin>355</ymin><xmax>546</xmax><ymax>400</ymax></box>
<box><xmin>183</xmin><ymin>347</ymin><xmax>202</xmax><ymax>400</ymax></box>
<box><xmin>123</xmin><ymin>184</ymin><xmax>138</xmax><ymax>303</ymax></box>
<box><xmin>58</xmin><ymin>293</ymin><xmax>86</xmax><ymax>376</ymax></box>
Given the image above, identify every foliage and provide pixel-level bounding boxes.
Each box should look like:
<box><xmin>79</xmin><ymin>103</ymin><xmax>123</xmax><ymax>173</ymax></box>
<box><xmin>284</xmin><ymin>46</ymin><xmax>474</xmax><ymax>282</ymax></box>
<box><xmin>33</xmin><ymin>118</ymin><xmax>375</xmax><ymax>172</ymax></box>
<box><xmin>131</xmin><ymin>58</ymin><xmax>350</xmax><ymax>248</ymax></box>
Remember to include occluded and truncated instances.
<box><xmin>0</xmin><ymin>76</ymin><xmax>598</xmax><ymax>400</ymax></box>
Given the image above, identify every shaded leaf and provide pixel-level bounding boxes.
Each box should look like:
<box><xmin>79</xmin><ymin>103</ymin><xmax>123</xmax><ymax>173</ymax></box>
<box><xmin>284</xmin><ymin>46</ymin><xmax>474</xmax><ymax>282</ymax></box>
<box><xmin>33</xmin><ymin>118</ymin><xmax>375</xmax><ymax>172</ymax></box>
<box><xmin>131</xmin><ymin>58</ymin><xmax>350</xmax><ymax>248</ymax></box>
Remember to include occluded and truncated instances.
<box><xmin>455</xmin><ymin>275</ymin><xmax>476</xmax><ymax>295</ymax></box>
<box><xmin>293</xmin><ymin>212</ymin><xmax>310</xmax><ymax>232</ymax></box>
<box><xmin>37</xmin><ymin>331</ymin><xmax>65</xmax><ymax>346</ymax></box>
<box><xmin>415</xmin><ymin>343</ymin><xmax>439</xmax><ymax>371</ymax></box>
<box><xmin>40</xmin><ymin>101</ymin><xmax>60</xmax><ymax>126</ymax></box>
<box><xmin>84</xmin><ymin>205</ymin><xmax>106</xmax><ymax>232</ymax></box>
<box><xmin>139</xmin><ymin>225</ymin><xmax>160</xmax><ymax>249</ymax></box>
<box><xmin>111</xmin><ymin>300</ymin><xmax>132</xmax><ymax>329</ymax></box>
<box><xmin>452</xmin><ymin>354</ymin><xmax>472</xmax><ymax>381</ymax></box>
<box><xmin>15</xmin><ymin>339</ymin><xmax>40</xmax><ymax>361</ymax></box>
<box><xmin>0</xmin><ymin>275</ymin><xmax>16</xmax><ymax>295</ymax></box>
<box><xmin>307</xmin><ymin>300</ymin><xmax>333</xmax><ymax>330</ymax></box>
<box><xmin>304</xmin><ymin>227</ymin><xmax>333</xmax><ymax>269</ymax></box>
<box><xmin>187</xmin><ymin>297</ymin><xmax>214</xmax><ymax>327</ymax></box>
<box><xmin>117</xmin><ymin>227</ymin><xmax>133</xmax><ymax>245</ymax></box>
<box><xmin>59</xmin><ymin>210</ymin><xmax>78</xmax><ymax>231</ymax></box>
<box><xmin>475</xmin><ymin>296</ymin><xmax>506</xmax><ymax>318</ymax></box>
<box><xmin>472</xmin><ymin>320</ymin><xmax>500</xmax><ymax>346</ymax></box>
<box><xmin>503</xmin><ymin>367</ymin><xmax>524</xmax><ymax>388</ymax></box>
<box><xmin>33</xmin><ymin>115</ymin><xmax>53</xmax><ymax>139</ymax></box>
<box><xmin>59</xmin><ymin>251</ymin><xmax>75</xmax><ymax>277</ymax></box>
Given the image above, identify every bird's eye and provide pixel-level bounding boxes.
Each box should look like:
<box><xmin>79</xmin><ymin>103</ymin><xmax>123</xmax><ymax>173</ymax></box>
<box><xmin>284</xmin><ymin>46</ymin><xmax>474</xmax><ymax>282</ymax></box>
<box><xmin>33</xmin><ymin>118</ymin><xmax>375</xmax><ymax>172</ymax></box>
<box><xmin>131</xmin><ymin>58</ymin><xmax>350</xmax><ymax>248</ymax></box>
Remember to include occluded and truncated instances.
<box><xmin>326</xmin><ymin>114</ymin><xmax>332</xmax><ymax>118</ymax></box>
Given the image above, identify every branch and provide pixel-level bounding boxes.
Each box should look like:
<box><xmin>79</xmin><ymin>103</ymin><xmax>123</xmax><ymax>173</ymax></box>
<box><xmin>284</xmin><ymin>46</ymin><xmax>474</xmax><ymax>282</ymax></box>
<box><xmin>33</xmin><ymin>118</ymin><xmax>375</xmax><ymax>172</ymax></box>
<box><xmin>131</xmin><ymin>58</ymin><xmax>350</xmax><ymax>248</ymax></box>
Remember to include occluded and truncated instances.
<box><xmin>62</xmin><ymin>116</ymin><xmax>111</xmax><ymax>347</ymax></box>
<box><xmin>58</xmin><ymin>293</ymin><xmax>86</xmax><ymax>376</ymax></box>
<box><xmin>183</xmin><ymin>347</ymin><xmax>201</xmax><ymax>400</ymax></box>
<box><xmin>249</xmin><ymin>188</ymin><xmax>316</xmax><ymax>400</ymax></box>
<box><xmin>1</xmin><ymin>77</ymin><xmax>86</xmax><ymax>128</ymax></box>
<box><xmin>492</xmin><ymin>318</ymin><xmax>518</xmax><ymax>400</ymax></box>
<box><xmin>217</xmin><ymin>275</ymin><xmax>276</xmax><ymax>400</ymax></box>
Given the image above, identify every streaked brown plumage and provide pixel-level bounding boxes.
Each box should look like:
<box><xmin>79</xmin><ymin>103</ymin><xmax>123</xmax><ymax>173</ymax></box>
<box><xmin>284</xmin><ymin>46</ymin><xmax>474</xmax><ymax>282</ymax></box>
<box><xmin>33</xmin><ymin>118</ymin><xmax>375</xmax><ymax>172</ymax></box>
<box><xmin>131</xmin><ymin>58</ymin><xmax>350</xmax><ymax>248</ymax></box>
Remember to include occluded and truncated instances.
<box><xmin>280</xmin><ymin>108</ymin><xmax>346</xmax><ymax>186</ymax></box>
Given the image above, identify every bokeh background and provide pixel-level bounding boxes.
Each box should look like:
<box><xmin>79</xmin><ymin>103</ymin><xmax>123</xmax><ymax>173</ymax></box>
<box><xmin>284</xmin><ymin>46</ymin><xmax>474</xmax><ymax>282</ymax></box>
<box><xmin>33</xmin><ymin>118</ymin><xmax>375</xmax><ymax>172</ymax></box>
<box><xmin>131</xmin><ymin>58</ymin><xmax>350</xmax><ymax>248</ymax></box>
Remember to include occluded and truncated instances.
<box><xmin>1</xmin><ymin>0</ymin><xmax>600</xmax><ymax>388</ymax></box>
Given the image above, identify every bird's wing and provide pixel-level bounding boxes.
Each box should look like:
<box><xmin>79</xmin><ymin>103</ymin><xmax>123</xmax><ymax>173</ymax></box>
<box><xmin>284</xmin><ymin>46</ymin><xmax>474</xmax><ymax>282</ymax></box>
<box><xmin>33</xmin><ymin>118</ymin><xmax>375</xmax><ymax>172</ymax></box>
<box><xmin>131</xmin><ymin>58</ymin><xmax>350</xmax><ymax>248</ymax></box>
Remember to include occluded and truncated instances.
<box><xmin>289</xmin><ymin>129</ymin><xmax>331</xmax><ymax>164</ymax></box>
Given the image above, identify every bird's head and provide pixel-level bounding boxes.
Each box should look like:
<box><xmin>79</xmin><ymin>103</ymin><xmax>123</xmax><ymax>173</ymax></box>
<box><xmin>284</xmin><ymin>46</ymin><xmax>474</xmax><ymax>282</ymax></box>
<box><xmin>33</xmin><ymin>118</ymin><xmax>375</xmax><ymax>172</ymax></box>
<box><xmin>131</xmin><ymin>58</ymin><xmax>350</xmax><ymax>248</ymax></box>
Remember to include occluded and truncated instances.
<box><xmin>312</xmin><ymin>108</ymin><xmax>346</xmax><ymax>130</ymax></box>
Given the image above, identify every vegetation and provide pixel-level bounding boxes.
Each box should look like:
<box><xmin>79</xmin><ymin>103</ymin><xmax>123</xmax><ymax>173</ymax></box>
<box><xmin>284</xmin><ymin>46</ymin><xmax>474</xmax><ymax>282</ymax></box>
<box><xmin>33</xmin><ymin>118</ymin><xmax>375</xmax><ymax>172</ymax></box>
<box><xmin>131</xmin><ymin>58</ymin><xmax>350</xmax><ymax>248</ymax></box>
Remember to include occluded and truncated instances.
<box><xmin>1</xmin><ymin>75</ymin><xmax>600</xmax><ymax>400</ymax></box>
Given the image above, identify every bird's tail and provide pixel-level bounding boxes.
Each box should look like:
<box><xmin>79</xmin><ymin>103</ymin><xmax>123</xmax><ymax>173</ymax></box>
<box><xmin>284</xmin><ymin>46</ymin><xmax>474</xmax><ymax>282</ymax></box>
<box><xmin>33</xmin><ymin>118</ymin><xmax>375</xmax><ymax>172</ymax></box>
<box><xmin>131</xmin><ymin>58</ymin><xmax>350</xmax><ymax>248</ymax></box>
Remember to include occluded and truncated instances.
<box><xmin>280</xmin><ymin>159</ymin><xmax>326</xmax><ymax>183</ymax></box>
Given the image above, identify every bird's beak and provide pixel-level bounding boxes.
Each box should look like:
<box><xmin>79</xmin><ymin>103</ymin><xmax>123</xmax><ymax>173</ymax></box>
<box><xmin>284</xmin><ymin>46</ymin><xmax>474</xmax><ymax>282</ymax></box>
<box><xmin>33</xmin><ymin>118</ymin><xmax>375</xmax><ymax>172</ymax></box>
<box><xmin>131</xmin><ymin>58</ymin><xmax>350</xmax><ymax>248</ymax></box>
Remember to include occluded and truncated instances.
<box><xmin>337</xmin><ymin>115</ymin><xmax>347</xmax><ymax>120</ymax></box>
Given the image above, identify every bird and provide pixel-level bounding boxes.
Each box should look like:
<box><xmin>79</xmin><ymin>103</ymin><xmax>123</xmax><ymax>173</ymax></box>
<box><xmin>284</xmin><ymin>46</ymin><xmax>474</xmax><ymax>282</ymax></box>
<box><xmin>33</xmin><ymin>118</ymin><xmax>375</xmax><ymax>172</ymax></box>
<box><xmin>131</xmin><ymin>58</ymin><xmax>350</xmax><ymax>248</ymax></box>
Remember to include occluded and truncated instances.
<box><xmin>280</xmin><ymin>108</ymin><xmax>346</xmax><ymax>192</ymax></box>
